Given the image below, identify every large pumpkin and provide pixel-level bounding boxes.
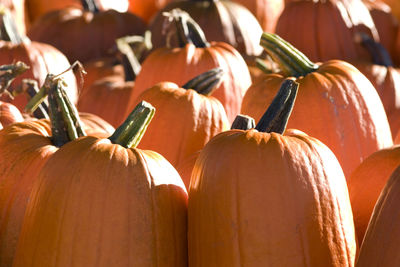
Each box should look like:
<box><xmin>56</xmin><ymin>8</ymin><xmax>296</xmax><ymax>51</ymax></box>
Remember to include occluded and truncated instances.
<box><xmin>27</xmin><ymin>0</ymin><xmax>146</xmax><ymax>63</ymax></box>
<box><xmin>148</xmin><ymin>0</ymin><xmax>263</xmax><ymax>60</ymax></box>
<box><xmin>189</xmin><ymin>79</ymin><xmax>356</xmax><ymax>265</ymax></box>
<box><xmin>356</xmin><ymin>165</ymin><xmax>400</xmax><ymax>267</ymax></box>
<box><xmin>0</xmin><ymin>101</ymin><xmax>24</xmax><ymax>129</ymax></box>
<box><xmin>12</xmin><ymin>101</ymin><xmax>188</xmax><ymax>267</ymax></box>
<box><xmin>275</xmin><ymin>0</ymin><xmax>379</xmax><ymax>62</ymax></box>
<box><xmin>241</xmin><ymin>33</ymin><xmax>392</xmax><ymax>178</ymax></box>
<box><xmin>133</xmin><ymin>9</ymin><xmax>251</xmax><ymax>122</ymax></box>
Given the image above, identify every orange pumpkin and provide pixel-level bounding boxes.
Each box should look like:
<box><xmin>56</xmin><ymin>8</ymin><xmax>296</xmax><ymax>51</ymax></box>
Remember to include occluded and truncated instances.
<box><xmin>356</xmin><ymin>165</ymin><xmax>400</xmax><ymax>266</ymax></box>
<box><xmin>189</xmin><ymin>79</ymin><xmax>356</xmax><ymax>265</ymax></box>
<box><xmin>133</xmin><ymin>9</ymin><xmax>251</xmax><ymax>123</ymax></box>
<box><xmin>134</xmin><ymin>68</ymin><xmax>229</xmax><ymax>183</ymax></box>
<box><xmin>13</xmin><ymin>101</ymin><xmax>188</xmax><ymax>267</ymax></box>
<box><xmin>128</xmin><ymin>0</ymin><xmax>172</xmax><ymax>23</ymax></box>
<box><xmin>0</xmin><ymin>0</ymin><xmax>27</xmax><ymax>34</ymax></box>
<box><xmin>241</xmin><ymin>33</ymin><xmax>392</xmax><ymax>178</ymax></box>
<box><xmin>27</xmin><ymin>0</ymin><xmax>146</xmax><ymax>63</ymax></box>
<box><xmin>0</xmin><ymin>100</ymin><xmax>23</xmax><ymax>129</ymax></box>
<box><xmin>347</xmin><ymin>145</ymin><xmax>400</xmax><ymax>245</ymax></box>
<box><xmin>275</xmin><ymin>0</ymin><xmax>379</xmax><ymax>62</ymax></box>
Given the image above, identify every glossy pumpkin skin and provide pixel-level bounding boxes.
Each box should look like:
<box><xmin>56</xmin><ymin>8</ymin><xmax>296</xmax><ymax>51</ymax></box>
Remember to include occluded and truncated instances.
<box><xmin>134</xmin><ymin>82</ymin><xmax>229</xmax><ymax>170</ymax></box>
<box><xmin>128</xmin><ymin>0</ymin><xmax>172</xmax><ymax>23</ymax></box>
<box><xmin>1</xmin><ymin>0</ymin><xmax>27</xmax><ymax>34</ymax></box>
<box><xmin>241</xmin><ymin>60</ymin><xmax>393</xmax><ymax>178</ymax></box>
<box><xmin>132</xmin><ymin>43</ymin><xmax>251</xmax><ymax>123</ymax></box>
<box><xmin>79</xmin><ymin>111</ymin><xmax>115</xmax><ymax>136</ymax></box>
<box><xmin>189</xmin><ymin>129</ymin><xmax>356</xmax><ymax>266</ymax></box>
<box><xmin>275</xmin><ymin>0</ymin><xmax>379</xmax><ymax>62</ymax></box>
<box><xmin>82</xmin><ymin>57</ymin><xmax>124</xmax><ymax>91</ymax></box>
<box><xmin>27</xmin><ymin>8</ymin><xmax>146</xmax><ymax>63</ymax></box>
<box><xmin>356</xmin><ymin>165</ymin><xmax>400</xmax><ymax>267</ymax></box>
<box><xmin>0</xmin><ymin>39</ymin><xmax>78</xmax><ymax>110</ymax></box>
<box><xmin>233</xmin><ymin>0</ymin><xmax>284</xmax><ymax>33</ymax></box>
<box><xmin>347</xmin><ymin>145</ymin><xmax>400</xmax><ymax>245</ymax></box>
<box><xmin>13</xmin><ymin>136</ymin><xmax>188</xmax><ymax>267</ymax></box>
<box><xmin>176</xmin><ymin>150</ymin><xmax>200</xmax><ymax>190</ymax></box>
<box><xmin>148</xmin><ymin>0</ymin><xmax>263</xmax><ymax>59</ymax></box>
<box><xmin>0</xmin><ymin>101</ymin><xmax>24</xmax><ymax>129</ymax></box>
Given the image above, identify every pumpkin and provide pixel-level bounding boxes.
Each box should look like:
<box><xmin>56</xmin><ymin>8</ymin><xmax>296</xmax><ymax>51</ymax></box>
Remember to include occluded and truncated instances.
<box><xmin>13</xmin><ymin>101</ymin><xmax>188</xmax><ymax>267</ymax></box>
<box><xmin>380</xmin><ymin>0</ymin><xmax>400</xmax><ymax>22</ymax></box>
<box><xmin>0</xmin><ymin>71</ymin><xmax>89</xmax><ymax>267</ymax></box>
<box><xmin>353</xmin><ymin>33</ymin><xmax>400</xmax><ymax>136</ymax></box>
<box><xmin>128</xmin><ymin>0</ymin><xmax>173</xmax><ymax>23</ymax></box>
<box><xmin>363</xmin><ymin>0</ymin><xmax>399</xmax><ymax>58</ymax></box>
<box><xmin>25</xmin><ymin>0</ymin><xmax>129</xmax><ymax>25</ymax></box>
<box><xmin>134</xmin><ymin>68</ymin><xmax>229</xmax><ymax>185</ymax></box>
<box><xmin>0</xmin><ymin>0</ymin><xmax>27</xmax><ymax>34</ymax></box>
<box><xmin>27</xmin><ymin>0</ymin><xmax>146</xmax><ymax>63</ymax></box>
<box><xmin>275</xmin><ymin>0</ymin><xmax>379</xmax><ymax>62</ymax></box>
<box><xmin>148</xmin><ymin>0</ymin><xmax>263</xmax><ymax>60</ymax></box>
<box><xmin>241</xmin><ymin>33</ymin><xmax>392</xmax><ymax>178</ymax></box>
<box><xmin>0</xmin><ymin>8</ymin><xmax>78</xmax><ymax>110</ymax></box>
<box><xmin>356</xmin><ymin>165</ymin><xmax>400</xmax><ymax>266</ymax></box>
<box><xmin>347</xmin><ymin>145</ymin><xmax>400</xmax><ymax>245</ymax></box>
<box><xmin>133</xmin><ymin>9</ymin><xmax>251</xmax><ymax>123</ymax></box>
<box><xmin>233</xmin><ymin>0</ymin><xmax>284</xmax><ymax>33</ymax></box>
<box><xmin>189</xmin><ymin>79</ymin><xmax>356</xmax><ymax>265</ymax></box>
<box><xmin>0</xmin><ymin>100</ymin><xmax>23</xmax><ymax>129</ymax></box>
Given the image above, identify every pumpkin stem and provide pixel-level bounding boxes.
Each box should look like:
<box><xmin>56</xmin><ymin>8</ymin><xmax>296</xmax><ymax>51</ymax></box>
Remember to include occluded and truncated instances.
<box><xmin>162</xmin><ymin>8</ymin><xmax>209</xmax><ymax>48</ymax></box>
<box><xmin>81</xmin><ymin>0</ymin><xmax>100</xmax><ymax>13</ymax></box>
<box><xmin>15</xmin><ymin>79</ymin><xmax>49</xmax><ymax>119</ymax></box>
<box><xmin>355</xmin><ymin>32</ymin><xmax>393</xmax><ymax>67</ymax></box>
<box><xmin>0</xmin><ymin>61</ymin><xmax>29</xmax><ymax>98</ymax></box>
<box><xmin>260</xmin><ymin>33</ymin><xmax>318</xmax><ymax>78</ymax></box>
<box><xmin>231</xmin><ymin>114</ymin><xmax>255</xmax><ymax>130</ymax></box>
<box><xmin>182</xmin><ymin>68</ymin><xmax>224</xmax><ymax>96</ymax></box>
<box><xmin>255</xmin><ymin>79</ymin><xmax>299</xmax><ymax>134</ymax></box>
<box><xmin>115</xmin><ymin>36</ymin><xmax>142</xmax><ymax>82</ymax></box>
<box><xmin>109</xmin><ymin>101</ymin><xmax>155</xmax><ymax>148</ymax></box>
<box><xmin>256</xmin><ymin>58</ymin><xmax>273</xmax><ymax>74</ymax></box>
<box><xmin>0</xmin><ymin>6</ymin><xmax>25</xmax><ymax>44</ymax></box>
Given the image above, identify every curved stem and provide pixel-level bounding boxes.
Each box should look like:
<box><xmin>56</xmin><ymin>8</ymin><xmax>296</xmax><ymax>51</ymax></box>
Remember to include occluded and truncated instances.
<box><xmin>0</xmin><ymin>6</ymin><xmax>24</xmax><ymax>44</ymax></box>
<box><xmin>355</xmin><ymin>32</ymin><xmax>393</xmax><ymax>67</ymax></box>
<box><xmin>81</xmin><ymin>0</ymin><xmax>100</xmax><ymax>13</ymax></box>
<box><xmin>255</xmin><ymin>79</ymin><xmax>299</xmax><ymax>134</ymax></box>
<box><xmin>115</xmin><ymin>36</ymin><xmax>142</xmax><ymax>82</ymax></box>
<box><xmin>256</xmin><ymin>58</ymin><xmax>273</xmax><ymax>74</ymax></box>
<box><xmin>16</xmin><ymin>79</ymin><xmax>49</xmax><ymax>119</ymax></box>
<box><xmin>0</xmin><ymin>61</ymin><xmax>29</xmax><ymax>96</ymax></box>
<box><xmin>231</xmin><ymin>114</ymin><xmax>255</xmax><ymax>130</ymax></box>
<box><xmin>163</xmin><ymin>9</ymin><xmax>209</xmax><ymax>48</ymax></box>
<box><xmin>109</xmin><ymin>101</ymin><xmax>155</xmax><ymax>148</ymax></box>
<box><xmin>260</xmin><ymin>33</ymin><xmax>318</xmax><ymax>78</ymax></box>
<box><xmin>182</xmin><ymin>68</ymin><xmax>224</xmax><ymax>96</ymax></box>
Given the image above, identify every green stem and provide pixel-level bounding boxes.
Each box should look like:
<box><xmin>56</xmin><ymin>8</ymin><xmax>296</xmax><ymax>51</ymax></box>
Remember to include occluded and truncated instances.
<box><xmin>356</xmin><ymin>32</ymin><xmax>393</xmax><ymax>67</ymax></box>
<box><xmin>109</xmin><ymin>101</ymin><xmax>155</xmax><ymax>148</ymax></box>
<box><xmin>260</xmin><ymin>33</ymin><xmax>318</xmax><ymax>78</ymax></box>
<box><xmin>231</xmin><ymin>114</ymin><xmax>255</xmax><ymax>130</ymax></box>
<box><xmin>182</xmin><ymin>68</ymin><xmax>224</xmax><ymax>96</ymax></box>
<box><xmin>163</xmin><ymin>8</ymin><xmax>209</xmax><ymax>48</ymax></box>
<box><xmin>0</xmin><ymin>61</ymin><xmax>29</xmax><ymax>96</ymax></box>
<box><xmin>256</xmin><ymin>58</ymin><xmax>273</xmax><ymax>74</ymax></box>
<box><xmin>255</xmin><ymin>79</ymin><xmax>299</xmax><ymax>134</ymax></box>
<box><xmin>115</xmin><ymin>36</ymin><xmax>142</xmax><ymax>81</ymax></box>
<box><xmin>0</xmin><ymin>6</ymin><xmax>24</xmax><ymax>44</ymax></box>
<box><xmin>17</xmin><ymin>79</ymin><xmax>49</xmax><ymax>119</ymax></box>
<box><xmin>81</xmin><ymin>0</ymin><xmax>100</xmax><ymax>13</ymax></box>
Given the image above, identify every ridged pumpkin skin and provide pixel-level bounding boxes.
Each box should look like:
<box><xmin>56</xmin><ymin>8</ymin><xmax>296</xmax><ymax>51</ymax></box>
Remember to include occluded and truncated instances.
<box><xmin>347</xmin><ymin>145</ymin><xmax>400</xmax><ymax>244</ymax></box>
<box><xmin>275</xmin><ymin>0</ymin><xmax>378</xmax><ymax>62</ymax></box>
<box><xmin>78</xmin><ymin>76</ymin><xmax>135</xmax><ymax>127</ymax></box>
<box><xmin>27</xmin><ymin>8</ymin><xmax>146</xmax><ymax>63</ymax></box>
<box><xmin>79</xmin><ymin>112</ymin><xmax>115</xmax><ymax>136</ymax></box>
<box><xmin>134</xmin><ymin>82</ymin><xmax>229</xmax><ymax>171</ymax></box>
<box><xmin>13</xmin><ymin>136</ymin><xmax>188</xmax><ymax>267</ymax></box>
<box><xmin>241</xmin><ymin>60</ymin><xmax>393</xmax><ymax>178</ymax></box>
<box><xmin>189</xmin><ymin>129</ymin><xmax>356</xmax><ymax>266</ymax></box>
<box><xmin>131</xmin><ymin>43</ymin><xmax>251</xmax><ymax>123</ymax></box>
<box><xmin>176</xmin><ymin>151</ymin><xmax>200</xmax><ymax>190</ymax></box>
<box><xmin>0</xmin><ymin>101</ymin><xmax>24</xmax><ymax>129</ymax></box>
<box><xmin>0</xmin><ymin>39</ymin><xmax>78</xmax><ymax>110</ymax></box>
<box><xmin>356</xmin><ymin>165</ymin><xmax>400</xmax><ymax>267</ymax></box>
<box><xmin>0</xmin><ymin>120</ymin><xmax>56</xmax><ymax>267</ymax></box>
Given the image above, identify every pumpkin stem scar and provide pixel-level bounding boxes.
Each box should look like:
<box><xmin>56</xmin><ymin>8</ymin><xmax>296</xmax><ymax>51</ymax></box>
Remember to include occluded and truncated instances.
<box><xmin>182</xmin><ymin>68</ymin><xmax>224</xmax><ymax>96</ymax></box>
<box><xmin>109</xmin><ymin>101</ymin><xmax>155</xmax><ymax>148</ymax></box>
<box><xmin>231</xmin><ymin>114</ymin><xmax>256</xmax><ymax>130</ymax></box>
<box><xmin>0</xmin><ymin>6</ymin><xmax>25</xmax><ymax>44</ymax></box>
<box><xmin>355</xmin><ymin>32</ymin><xmax>393</xmax><ymax>67</ymax></box>
<box><xmin>260</xmin><ymin>33</ymin><xmax>319</xmax><ymax>78</ymax></box>
<box><xmin>162</xmin><ymin>8</ymin><xmax>210</xmax><ymax>48</ymax></box>
<box><xmin>255</xmin><ymin>79</ymin><xmax>299</xmax><ymax>134</ymax></box>
<box><xmin>81</xmin><ymin>0</ymin><xmax>100</xmax><ymax>13</ymax></box>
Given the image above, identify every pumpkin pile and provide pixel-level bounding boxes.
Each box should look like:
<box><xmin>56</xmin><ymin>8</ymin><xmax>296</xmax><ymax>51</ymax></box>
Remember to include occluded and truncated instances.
<box><xmin>0</xmin><ymin>0</ymin><xmax>400</xmax><ymax>266</ymax></box>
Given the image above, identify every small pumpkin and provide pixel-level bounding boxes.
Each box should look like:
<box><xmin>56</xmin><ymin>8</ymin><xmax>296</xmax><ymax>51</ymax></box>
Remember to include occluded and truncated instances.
<box><xmin>189</xmin><ymin>79</ymin><xmax>356</xmax><ymax>265</ymax></box>
<box><xmin>241</xmin><ymin>33</ymin><xmax>393</xmax><ymax>177</ymax></box>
